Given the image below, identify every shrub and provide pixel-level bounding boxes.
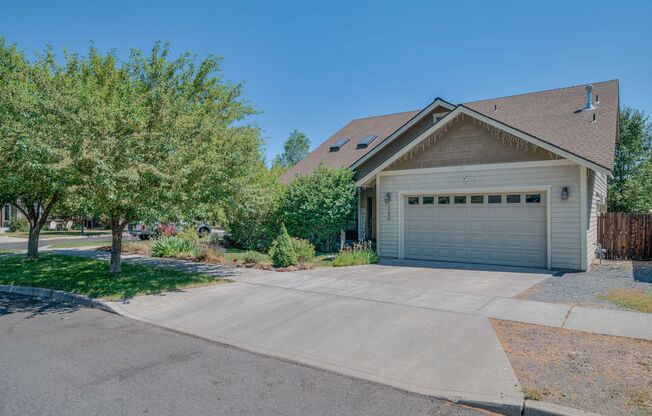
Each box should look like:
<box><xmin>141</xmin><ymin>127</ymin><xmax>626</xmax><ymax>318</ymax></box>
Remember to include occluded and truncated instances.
<box><xmin>158</xmin><ymin>223</ymin><xmax>177</xmax><ymax>237</ymax></box>
<box><xmin>225</xmin><ymin>167</ymin><xmax>283</xmax><ymax>251</ymax></box>
<box><xmin>279</xmin><ymin>166</ymin><xmax>356</xmax><ymax>252</ymax></box>
<box><xmin>332</xmin><ymin>241</ymin><xmax>378</xmax><ymax>267</ymax></box>
<box><xmin>242</xmin><ymin>250</ymin><xmax>264</xmax><ymax>264</ymax></box>
<box><xmin>8</xmin><ymin>217</ymin><xmax>29</xmax><ymax>232</ymax></box>
<box><xmin>203</xmin><ymin>247</ymin><xmax>224</xmax><ymax>263</ymax></box>
<box><xmin>177</xmin><ymin>227</ymin><xmax>199</xmax><ymax>242</ymax></box>
<box><xmin>291</xmin><ymin>238</ymin><xmax>315</xmax><ymax>263</ymax></box>
<box><xmin>152</xmin><ymin>236</ymin><xmax>202</xmax><ymax>259</ymax></box>
<box><xmin>208</xmin><ymin>232</ymin><xmax>222</xmax><ymax>245</ymax></box>
<box><xmin>268</xmin><ymin>223</ymin><xmax>297</xmax><ymax>267</ymax></box>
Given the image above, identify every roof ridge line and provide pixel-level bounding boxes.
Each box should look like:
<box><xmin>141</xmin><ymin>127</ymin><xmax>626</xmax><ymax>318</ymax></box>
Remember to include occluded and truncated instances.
<box><xmin>463</xmin><ymin>79</ymin><xmax>619</xmax><ymax>104</ymax></box>
<box><xmin>349</xmin><ymin>109</ymin><xmax>420</xmax><ymax>122</ymax></box>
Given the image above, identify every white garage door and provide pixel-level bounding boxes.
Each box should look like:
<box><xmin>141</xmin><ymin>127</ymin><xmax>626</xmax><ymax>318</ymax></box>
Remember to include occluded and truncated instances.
<box><xmin>403</xmin><ymin>192</ymin><xmax>546</xmax><ymax>268</ymax></box>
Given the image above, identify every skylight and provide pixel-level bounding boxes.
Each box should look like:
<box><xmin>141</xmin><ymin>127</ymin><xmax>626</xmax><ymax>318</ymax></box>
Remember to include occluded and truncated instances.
<box><xmin>356</xmin><ymin>134</ymin><xmax>378</xmax><ymax>149</ymax></box>
<box><xmin>329</xmin><ymin>138</ymin><xmax>349</xmax><ymax>152</ymax></box>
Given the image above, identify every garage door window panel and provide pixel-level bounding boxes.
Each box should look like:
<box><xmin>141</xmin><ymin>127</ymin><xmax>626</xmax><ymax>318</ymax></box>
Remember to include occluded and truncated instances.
<box><xmin>526</xmin><ymin>194</ymin><xmax>541</xmax><ymax>203</ymax></box>
<box><xmin>488</xmin><ymin>195</ymin><xmax>502</xmax><ymax>204</ymax></box>
<box><xmin>506</xmin><ymin>194</ymin><xmax>521</xmax><ymax>203</ymax></box>
<box><xmin>438</xmin><ymin>196</ymin><xmax>450</xmax><ymax>204</ymax></box>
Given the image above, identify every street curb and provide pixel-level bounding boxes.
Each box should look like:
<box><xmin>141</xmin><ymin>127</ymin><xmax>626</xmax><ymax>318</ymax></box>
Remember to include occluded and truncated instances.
<box><xmin>523</xmin><ymin>400</ymin><xmax>602</xmax><ymax>416</ymax></box>
<box><xmin>0</xmin><ymin>285</ymin><xmax>118</xmax><ymax>314</ymax></box>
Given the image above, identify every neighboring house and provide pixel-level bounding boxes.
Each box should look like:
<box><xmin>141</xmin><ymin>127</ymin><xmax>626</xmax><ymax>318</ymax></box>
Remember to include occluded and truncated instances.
<box><xmin>1</xmin><ymin>204</ymin><xmax>18</xmax><ymax>229</ymax></box>
<box><xmin>282</xmin><ymin>80</ymin><xmax>619</xmax><ymax>270</ymax></box>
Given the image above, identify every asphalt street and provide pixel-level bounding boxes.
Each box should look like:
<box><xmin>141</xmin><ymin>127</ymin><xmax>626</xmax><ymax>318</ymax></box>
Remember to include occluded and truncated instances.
<box><xmin>0</xmin><ymin>293</ymin><xmax>490</xmax><ymax>416</ymax></box>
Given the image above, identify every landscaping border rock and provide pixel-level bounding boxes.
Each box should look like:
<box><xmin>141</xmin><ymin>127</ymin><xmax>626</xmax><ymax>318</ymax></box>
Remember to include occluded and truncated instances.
<box><xmin>0</xmin><ymin>284</ymin><xmax>118</xmax><ymax>314</ymax></box>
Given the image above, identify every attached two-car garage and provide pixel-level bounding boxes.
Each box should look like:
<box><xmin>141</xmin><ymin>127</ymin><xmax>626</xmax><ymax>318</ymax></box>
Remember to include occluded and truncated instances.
<box><xmin>402</xmin><ymin>192</ymin><xmax>547</xmax><ymax>268</ymax></box>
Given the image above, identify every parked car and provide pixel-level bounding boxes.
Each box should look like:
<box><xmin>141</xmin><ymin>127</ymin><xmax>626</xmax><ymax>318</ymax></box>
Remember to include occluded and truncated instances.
<box><xmin>127</xmin><ymin>222</ymin><xmax>213</xmax><ymax>240</ymax></box>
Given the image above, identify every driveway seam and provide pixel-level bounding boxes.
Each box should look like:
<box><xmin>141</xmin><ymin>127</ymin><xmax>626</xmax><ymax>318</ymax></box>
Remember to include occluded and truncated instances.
<box><xmin>231</xmin><ymin>279</ymin><xmax>484</xmax><ymax>319</ymax></box>
<box><xmin>561</xmin><ymin>305</ymin><xmax>575</xmax><ymax>328</ymax></box>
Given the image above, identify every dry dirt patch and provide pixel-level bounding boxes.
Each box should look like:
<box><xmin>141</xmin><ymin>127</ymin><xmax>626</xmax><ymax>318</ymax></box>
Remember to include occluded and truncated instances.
<box><xmin>492</xmin><ymin>319</ymin><xmax>652</xmax><ymax>416</ymax></box>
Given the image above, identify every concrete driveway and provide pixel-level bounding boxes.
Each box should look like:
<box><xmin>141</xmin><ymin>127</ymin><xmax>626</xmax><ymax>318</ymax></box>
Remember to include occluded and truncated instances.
<box><xmin>109</xmin><ymin>260</ymin><xmax>554</xmax><ymax>413</ymax></box>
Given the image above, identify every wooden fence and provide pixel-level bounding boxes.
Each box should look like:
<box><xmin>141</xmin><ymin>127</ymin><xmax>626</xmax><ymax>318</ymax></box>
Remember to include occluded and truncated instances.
<box><xmin>598</xmin><ymin>213</ymin><xmax>652</xmax><ymax>260</ymax></box>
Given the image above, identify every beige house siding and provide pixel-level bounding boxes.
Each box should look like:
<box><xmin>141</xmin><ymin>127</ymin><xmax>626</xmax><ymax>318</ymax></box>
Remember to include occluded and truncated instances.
<box><xmin>586</xmin><ymin>170</ymin><xmax>608</xmax><ymax>267</ymax></box>
<box><xmin>377</xmin><ymin>163</ymin><xmax>583</xmax><ymax>270</ymax></box>
<box><xmin>386</xmin><ymin>118</ymin><xmax>558</xmax><ymax>171</ymax></box>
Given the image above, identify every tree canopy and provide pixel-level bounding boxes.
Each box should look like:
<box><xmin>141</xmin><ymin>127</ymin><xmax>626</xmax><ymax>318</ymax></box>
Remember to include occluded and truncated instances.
<box><xmin>70</xmin><ymin>42</ymin><xmax>263</xmax><ymax>272</ymax></box>
<box><xmin>0</xmin><ymin>39</ymin><xmax>264</xmax><ymax>271</ymax></box>
<box><xmin>0</xmin><ymin>39</ymin><xmax>86</xmax><ymax>258</ymax></box>
<box><xmin>273</xmin><ymin>129</ymin><xmax>310</xmax><ymax>168</ymax></box>
<box><xmin>608</xmin><ymin>107</ymin><xmax>652</xmax><ymax>213</ymax></box>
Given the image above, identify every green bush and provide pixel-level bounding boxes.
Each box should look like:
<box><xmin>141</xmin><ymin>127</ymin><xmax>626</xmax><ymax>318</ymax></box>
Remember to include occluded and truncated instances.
<box><xmin>242</xmin><ymin>250</ymin><xmax>264</xmax><ymax>264</ymax></box>
<box><xmin>152</xmin><ymin>236</ymin><xmax>203</xmax><ymax>259</ymax></box>
<box><xmin>291</xmin><ymin>238</ymin><xmax>315</xmax><ymax>263</ymax></box>
<box><xmin>208</xmin><ymin>232</ymin><xmax>222</xmax><ymax>245</ymax></box>
<box><xmin>268</xmin><ymin>224</ymin><xmax>297</xmax><ymax>267</ymax></box>
<box><xmin>332</xmin><ymin>242</ymin><xmax>379</xmax><ymax>267</ymax></box>
<box><xmin>225</xmin><ymin>167</ymin><xmax>283</xmax><ymax>251</ymax></box>
<box><xmin>279</xmin><ymin>166</ymin><xmax>356</xmax><ymax>252</ymax></box>
<box><xmin>8</xmin><ymin>217</ymin><xmax>29</xmax><ymax>232</ymax></box>
<box><xmin>177</xmin><ymin>227</ymin><xmax>199</xmax><ymax>242</ymax></box>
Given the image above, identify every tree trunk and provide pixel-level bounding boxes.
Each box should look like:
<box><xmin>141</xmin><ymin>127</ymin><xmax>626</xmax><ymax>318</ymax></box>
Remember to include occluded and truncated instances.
<box><xmin>26</xmin><ymin>225</ymin><xmax>41</xmax><ymax>259</ymax></box>
<box><xmin>109</xmin><ymin>219</ymin><xmax>127</xmax><ymax>273</ymax></box>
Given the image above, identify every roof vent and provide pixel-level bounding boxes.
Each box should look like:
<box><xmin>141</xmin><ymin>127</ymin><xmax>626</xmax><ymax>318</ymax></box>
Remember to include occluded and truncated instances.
<box><xmin>329</xmin><ymin>138</ymin><xmax>349</xmax><ymax>152</ymax></box>
<box><xmin>584</xmin><ymin>85</ymin><xmax>595</xmax><ymax>110</ymax></box>
<box><xmin>356</xmin><ymin>135</ymin><xmax>378</xmax><ymax>149</ymax></box>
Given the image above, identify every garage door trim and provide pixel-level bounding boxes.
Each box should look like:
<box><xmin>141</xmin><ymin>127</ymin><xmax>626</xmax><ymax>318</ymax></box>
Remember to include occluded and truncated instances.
<box><xmin>397</xmin><ymin>185</ymin><xmax>552</xmax><ymax>269</ymax></box>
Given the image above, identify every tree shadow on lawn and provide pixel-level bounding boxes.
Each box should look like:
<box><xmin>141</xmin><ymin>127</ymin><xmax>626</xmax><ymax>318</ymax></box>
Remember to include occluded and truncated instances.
<box><xmin>0</xmin><ymin>254</ymin><xmax>229</xmax><ymax>301</ymax></box>
<box><xmin>0</xmin><ymin>292</ymin><xmax>80</xmax><ymax>319</ymax></box>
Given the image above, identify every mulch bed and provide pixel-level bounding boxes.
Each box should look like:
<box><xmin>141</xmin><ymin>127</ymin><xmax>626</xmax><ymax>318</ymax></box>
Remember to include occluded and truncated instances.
<box><xmin>235</xmin><ymin>262</ymin><xmax>313</xmax><ymax>272</ymax></box>
<box><xmin>492</xmin><ymin>319</ymin><xmax>652</xmax><ymax>416</ymax></box>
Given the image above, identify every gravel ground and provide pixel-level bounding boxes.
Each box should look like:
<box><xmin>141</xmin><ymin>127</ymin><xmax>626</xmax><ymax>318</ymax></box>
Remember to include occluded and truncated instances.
<box><xmin>520</xmin><ymin>260</ymin><xmax>652</xmax><ymax>309</ymax></box>
<box><xmin>492</xmin><ymin>319</ymin><xmax>652</xmax><ymax>416</ymax></box>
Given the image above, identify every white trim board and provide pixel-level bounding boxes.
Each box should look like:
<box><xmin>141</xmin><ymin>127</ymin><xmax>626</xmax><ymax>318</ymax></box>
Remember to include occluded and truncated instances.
<box><xmin>376</xmin><ymin>160</ymin><xmax>574</xmax><ymax>179</ymax></box>
<box><xmin>580</xmin><ymin>167</ymin><xmax>588</xmax><ymax>270</ymax></box>
<box><xmin>396</xmin><ymin>185</ymin><xmax>553</xmax><ymax>269</ymax></box>
<box><xmin>355</xmin><ymin>105</ymin><xmax>611</xmax><ymax>187</ymax></box>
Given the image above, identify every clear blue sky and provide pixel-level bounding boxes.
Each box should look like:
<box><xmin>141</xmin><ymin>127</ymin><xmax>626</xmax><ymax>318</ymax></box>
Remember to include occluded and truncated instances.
<box><xmin>2</xmin><ymin>1</ymin><xmax>651</xmax><ymax>162</ymax></box>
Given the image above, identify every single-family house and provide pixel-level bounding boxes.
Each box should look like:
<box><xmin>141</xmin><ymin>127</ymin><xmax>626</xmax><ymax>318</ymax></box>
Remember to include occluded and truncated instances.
<box><xmin>281</xmin><ymin>80</ymin><xmax>619</xmax><ymax>270</ymax></box>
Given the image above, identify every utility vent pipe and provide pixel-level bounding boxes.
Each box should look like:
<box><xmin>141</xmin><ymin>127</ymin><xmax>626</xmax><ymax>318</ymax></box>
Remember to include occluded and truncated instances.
<box><xmin>585</xmin><ymin>85</ymin><xmax>595</xmax><ymax>110</ymax></box>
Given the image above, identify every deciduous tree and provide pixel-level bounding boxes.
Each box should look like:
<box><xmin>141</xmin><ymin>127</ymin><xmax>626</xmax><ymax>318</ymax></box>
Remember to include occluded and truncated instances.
<box><xmin>273</xmin><ymin>129</ymin><xmax>310</xmax><ymax>168</ymax></box>
<box><xmin>75</xmin><ymin>42</ymin><xmax>262</xmax><ymax>272</ymax></box>
<box><xmin>608</xmin><ymin>107</ymin><xmax>652</xmax><ymax>212</ymax></box>
<box><xmin>0</xmin><ymin>39</ymin><xmax>84</xmax><ymax>258</ymax></box>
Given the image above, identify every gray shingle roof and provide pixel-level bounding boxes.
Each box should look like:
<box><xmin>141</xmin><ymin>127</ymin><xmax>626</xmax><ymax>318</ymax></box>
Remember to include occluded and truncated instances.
<box><xmin>281</xmin><ymin>80</ymin><xmax>618</xmax><ymax>182</ymax></box>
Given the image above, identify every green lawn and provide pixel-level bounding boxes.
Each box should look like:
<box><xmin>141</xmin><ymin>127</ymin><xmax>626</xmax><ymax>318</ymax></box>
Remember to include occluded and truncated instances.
<box><xmin>48</xmin><ymin>240</ymin><xmax>111</xmax><ymax>249</ymax></box>
<box><xmin>598</xmin><ymin>289</ymin><xmax>652</xmax><ymax>313</ymax></box>
<box><xmin>0</xmin><ymin>230</ymin><xmax>110</xmax><ymax>239</ymax></box>
<box><xmin>0</xmin><ymin>254</ymin><xmax>226</xmax><ymax>300</ymax></box>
